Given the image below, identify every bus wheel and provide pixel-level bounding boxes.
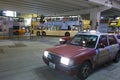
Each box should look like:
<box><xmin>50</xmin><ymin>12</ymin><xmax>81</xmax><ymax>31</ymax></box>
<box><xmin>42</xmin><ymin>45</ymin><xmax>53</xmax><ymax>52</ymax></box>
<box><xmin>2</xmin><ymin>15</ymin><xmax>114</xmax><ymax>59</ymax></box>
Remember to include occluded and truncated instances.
<box><xmin>36</xmin><ymin>31</ymin><xmax>40</xmax><ymax>36</ymax></box>
<box><xmin>42</xmin><ymin>32</ymin><xmax>46</xmax><ymax>36</ymax></box>
<box><xmin>65</xmin><ymin>32</ymin><xmax>70</xmax><ymax>36</ymax></box>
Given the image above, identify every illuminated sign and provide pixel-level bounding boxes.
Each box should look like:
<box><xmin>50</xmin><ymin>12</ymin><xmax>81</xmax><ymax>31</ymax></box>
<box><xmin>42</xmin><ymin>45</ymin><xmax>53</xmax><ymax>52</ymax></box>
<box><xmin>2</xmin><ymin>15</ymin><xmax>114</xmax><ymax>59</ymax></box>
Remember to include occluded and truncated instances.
<box><xmin>2</xmin><ymin>10</ymin><xmax>16</xmax><ymax>17</ymax></box>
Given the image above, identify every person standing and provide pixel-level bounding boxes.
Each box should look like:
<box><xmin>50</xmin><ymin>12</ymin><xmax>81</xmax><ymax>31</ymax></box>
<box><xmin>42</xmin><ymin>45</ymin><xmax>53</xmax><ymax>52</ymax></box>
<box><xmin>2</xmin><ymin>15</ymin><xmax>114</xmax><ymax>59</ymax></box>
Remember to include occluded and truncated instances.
<box><xmin>78</xmin><ymin>20</ymin><xmax>84</xmax><ymax>32</ymax></box>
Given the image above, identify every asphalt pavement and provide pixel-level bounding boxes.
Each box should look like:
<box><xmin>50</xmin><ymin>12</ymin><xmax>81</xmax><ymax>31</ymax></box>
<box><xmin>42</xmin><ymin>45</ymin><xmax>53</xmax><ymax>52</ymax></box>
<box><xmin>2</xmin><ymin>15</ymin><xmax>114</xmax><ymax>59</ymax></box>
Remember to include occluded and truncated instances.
<box><xmin>0</xmin><ymin>37</ymin><xmax>120</xmax><ymax>80</ymax></box>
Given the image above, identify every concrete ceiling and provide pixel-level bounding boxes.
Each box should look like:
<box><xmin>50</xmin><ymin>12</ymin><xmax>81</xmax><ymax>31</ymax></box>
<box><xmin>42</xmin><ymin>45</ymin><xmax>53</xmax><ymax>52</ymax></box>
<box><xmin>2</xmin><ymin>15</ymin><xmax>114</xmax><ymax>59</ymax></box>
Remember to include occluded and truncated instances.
<box><xmin>0</xmin><ymin>0</ymin><xmax>120</xmax><ymax>16</ymax></box>
<box><xmin>102</xmin><ymin>8</ymin><xmax>120</xmax><ymax>16</ymax></box>
<box><xmin>0</xmin><ymin>0</ymin><xmax>102</xmax><ymax>16</ymax></box>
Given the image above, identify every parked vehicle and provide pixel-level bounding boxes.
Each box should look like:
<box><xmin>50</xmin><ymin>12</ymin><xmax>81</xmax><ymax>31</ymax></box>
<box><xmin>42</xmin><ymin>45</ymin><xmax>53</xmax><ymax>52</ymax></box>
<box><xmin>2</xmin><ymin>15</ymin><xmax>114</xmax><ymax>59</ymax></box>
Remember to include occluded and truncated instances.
<box><xmin>13</xmin><ymin>26</ymin><xmax>25</xmax><ymax>35</ymax></box>
<box><xmin>31</xmin><ymin>16</ymin><xmax>90</xmax><ymax>37</ymax></box>
<box><xmin>43</xmin><ymin>31</ymin><xmax>120</xmax><ymax>80</ymax></box>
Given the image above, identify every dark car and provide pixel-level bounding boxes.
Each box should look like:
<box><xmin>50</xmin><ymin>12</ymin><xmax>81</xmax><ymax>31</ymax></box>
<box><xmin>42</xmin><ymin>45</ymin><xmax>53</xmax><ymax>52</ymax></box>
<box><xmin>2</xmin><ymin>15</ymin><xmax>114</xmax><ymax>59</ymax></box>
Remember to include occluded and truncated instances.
<box><xmin>43</xmin><ymin>31</ymin><xmax>120</xmax><ymax>80</ymax></box>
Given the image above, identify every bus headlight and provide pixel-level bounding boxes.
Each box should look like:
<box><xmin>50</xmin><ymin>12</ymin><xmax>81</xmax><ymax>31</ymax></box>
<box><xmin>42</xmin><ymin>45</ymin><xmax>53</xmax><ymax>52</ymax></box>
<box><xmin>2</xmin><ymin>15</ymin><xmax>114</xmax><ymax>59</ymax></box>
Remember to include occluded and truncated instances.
<box><xmin>60</xmin><ymin>57</ymin><xmax>73</xmax><ymax>66</ymax></box>
<box><xmin>44</xmin><ymin>51</ymin><xmax>49</xmax><ymax>57</ymax></box>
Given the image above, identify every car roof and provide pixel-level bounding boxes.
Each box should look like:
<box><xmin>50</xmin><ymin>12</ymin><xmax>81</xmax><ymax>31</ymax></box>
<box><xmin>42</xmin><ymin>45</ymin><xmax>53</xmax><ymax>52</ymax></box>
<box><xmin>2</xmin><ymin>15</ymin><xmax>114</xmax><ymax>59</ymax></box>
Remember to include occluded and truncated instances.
<box><xmin>76</xmin><ymin>30</ymin><xmax>108</xmax><ymax>36</ymax></box>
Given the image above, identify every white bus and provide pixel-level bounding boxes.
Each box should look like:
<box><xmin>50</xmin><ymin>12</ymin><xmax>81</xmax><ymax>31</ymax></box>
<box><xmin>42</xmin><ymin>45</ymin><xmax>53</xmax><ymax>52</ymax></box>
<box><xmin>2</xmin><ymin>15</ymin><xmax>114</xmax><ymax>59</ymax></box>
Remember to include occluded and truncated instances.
<box><xmin>31</xmin><ymin>16</ymin><xmax>90</xmax><ymax>37</ymax></box>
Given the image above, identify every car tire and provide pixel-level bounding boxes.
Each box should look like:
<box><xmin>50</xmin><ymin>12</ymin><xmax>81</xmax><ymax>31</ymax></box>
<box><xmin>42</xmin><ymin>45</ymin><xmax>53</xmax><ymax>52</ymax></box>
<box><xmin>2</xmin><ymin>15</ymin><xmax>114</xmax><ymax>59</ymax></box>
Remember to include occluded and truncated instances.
<box><xmin>36</xmin><ymin>31</ymin><xmax>40</xmax><ymax>36</ymax></box>
<box><xmin>113</xmin><ymin>52</ymin><xmax>120</xmax><ymax>63</ymax></box>
<box><xmin>77</xmin><ymin>61</ymin><xmax>92</xmax><ymax>80</ymax></box>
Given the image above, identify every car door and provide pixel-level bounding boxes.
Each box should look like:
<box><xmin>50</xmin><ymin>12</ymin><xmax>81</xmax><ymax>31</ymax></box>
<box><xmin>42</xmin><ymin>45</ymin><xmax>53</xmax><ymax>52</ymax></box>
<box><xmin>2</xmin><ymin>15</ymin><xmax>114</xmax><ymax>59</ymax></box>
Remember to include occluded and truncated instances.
<box><xmin>108</xmin><ymin>35</ymin><xmax>119</xmax><ymax>59</ymax></box>
<box><xmin>96</xmin><ymin>35</ymin><xmax>110</xmax><ymax>64</ymax></box>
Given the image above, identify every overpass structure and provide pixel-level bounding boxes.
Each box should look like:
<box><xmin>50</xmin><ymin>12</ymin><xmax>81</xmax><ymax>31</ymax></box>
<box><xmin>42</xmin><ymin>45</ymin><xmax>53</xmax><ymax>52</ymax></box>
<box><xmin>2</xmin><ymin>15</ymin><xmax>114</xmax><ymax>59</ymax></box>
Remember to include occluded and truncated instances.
<box><xmin>0</xmin><ymin>0</ymin><xmax>120</xmax><ymax>29</ymax></box>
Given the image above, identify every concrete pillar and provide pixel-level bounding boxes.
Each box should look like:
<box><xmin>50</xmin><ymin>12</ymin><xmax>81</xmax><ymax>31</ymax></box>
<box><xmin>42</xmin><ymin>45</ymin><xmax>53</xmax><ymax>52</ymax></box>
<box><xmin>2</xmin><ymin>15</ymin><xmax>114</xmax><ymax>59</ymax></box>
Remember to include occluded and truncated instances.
<box><xmin>90</xmin><ymin>8</ymin><xmax>101</xmax><ymax>30</ymax></box>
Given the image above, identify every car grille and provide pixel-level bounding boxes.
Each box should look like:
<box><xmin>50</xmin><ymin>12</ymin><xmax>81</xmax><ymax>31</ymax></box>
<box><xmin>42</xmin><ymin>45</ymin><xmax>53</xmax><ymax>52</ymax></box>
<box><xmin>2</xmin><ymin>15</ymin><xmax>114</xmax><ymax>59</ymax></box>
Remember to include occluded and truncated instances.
<box><xmin>48</xmin><ymin>53</ymin><xmax>61</xmax><ymax>64</ymax></box>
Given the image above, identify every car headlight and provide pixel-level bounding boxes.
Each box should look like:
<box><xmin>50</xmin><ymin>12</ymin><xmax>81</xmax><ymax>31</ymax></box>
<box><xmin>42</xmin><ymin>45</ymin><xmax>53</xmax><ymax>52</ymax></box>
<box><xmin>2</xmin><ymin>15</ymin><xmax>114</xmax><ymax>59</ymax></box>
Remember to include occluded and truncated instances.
<box><xmin>44</xmin><ymin>51</ymin><xmax>49</xmax><ymax>57</ymax></box>
<box><xmin>60</xmin><ymin>57</ymin><xmax>74</xmax><ymax>66</ymax></box>
<box><xmin>59</xmin><ymin>38</ymin><xmax>65</xmax><ymax>42</ymax></box>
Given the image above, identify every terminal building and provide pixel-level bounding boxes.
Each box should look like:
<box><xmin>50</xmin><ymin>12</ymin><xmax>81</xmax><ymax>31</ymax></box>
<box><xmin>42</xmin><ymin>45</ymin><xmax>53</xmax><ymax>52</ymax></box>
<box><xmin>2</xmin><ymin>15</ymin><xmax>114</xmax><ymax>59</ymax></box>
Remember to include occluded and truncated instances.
<box><xmin>0</xmin><ymin>0</ymin><xmax>120</xmax><ymax>80</ymax></box>
<box><xmin>0</xmin><ymin>0</ymin><xmax>120</xmax><ymax>39</ymax></box>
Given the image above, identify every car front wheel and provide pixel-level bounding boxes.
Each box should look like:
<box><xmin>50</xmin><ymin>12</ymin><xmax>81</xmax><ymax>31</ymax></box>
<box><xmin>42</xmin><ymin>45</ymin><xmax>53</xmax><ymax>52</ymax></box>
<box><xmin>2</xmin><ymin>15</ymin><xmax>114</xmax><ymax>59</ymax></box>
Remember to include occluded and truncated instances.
<box><xmin>113</xmin><ymin>52</ymin><xmax>120</xmax><ymax>63</ymax></box>
<box><xmin>77</xmin><ymin>61</ymin><xmax>92</xmax><ymax>80</ymax></box>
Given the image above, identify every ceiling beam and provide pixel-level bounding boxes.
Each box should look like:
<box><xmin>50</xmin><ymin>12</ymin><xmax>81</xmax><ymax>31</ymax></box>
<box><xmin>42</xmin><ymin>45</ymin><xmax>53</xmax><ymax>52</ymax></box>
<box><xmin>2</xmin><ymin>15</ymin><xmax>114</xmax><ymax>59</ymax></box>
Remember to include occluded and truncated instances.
<box><xmin>112</xmin><ymin>0</ymin><xmax>120</xmax><ymax>9</ymax></box>
<box><xmin>0</xmin><ymin>0</ymin><xmax>102</xmax><ymax>15</ymax></box>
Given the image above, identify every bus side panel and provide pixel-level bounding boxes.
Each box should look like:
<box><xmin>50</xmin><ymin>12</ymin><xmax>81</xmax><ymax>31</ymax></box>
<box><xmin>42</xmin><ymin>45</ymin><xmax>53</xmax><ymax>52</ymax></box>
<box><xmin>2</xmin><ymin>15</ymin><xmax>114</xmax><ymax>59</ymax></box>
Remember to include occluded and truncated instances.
<box><xmin>43</xmin><ymin>30</ymin><xmax>59</xmax><ymax>36</ymax></box>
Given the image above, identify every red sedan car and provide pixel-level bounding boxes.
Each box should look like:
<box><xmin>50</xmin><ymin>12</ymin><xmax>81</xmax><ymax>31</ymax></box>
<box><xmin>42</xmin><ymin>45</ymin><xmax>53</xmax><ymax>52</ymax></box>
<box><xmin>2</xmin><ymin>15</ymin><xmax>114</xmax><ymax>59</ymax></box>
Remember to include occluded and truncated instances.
<box><xmin>43</xmin><ymin>31</ymin><xmax>120</xmax><ymax>80</ymax></box>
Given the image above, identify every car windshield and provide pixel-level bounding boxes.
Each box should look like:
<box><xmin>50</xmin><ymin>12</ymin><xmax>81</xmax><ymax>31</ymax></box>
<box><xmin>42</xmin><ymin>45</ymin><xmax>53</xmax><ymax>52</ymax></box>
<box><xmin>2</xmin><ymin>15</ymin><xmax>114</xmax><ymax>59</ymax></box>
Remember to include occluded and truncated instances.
<box><xmin>69</xmin><ymin>34</ymin><xmax>98</xmax><ymax>48</ymax></box>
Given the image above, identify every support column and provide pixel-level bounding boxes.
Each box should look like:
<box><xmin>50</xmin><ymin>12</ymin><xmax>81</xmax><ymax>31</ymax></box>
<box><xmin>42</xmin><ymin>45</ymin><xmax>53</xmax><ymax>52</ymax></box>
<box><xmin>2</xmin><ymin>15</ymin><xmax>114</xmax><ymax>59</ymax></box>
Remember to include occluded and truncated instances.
<box><xmin>90</xmin><ymin>8</ymin><xmax>101</xmax><ymax>30</ymax></box>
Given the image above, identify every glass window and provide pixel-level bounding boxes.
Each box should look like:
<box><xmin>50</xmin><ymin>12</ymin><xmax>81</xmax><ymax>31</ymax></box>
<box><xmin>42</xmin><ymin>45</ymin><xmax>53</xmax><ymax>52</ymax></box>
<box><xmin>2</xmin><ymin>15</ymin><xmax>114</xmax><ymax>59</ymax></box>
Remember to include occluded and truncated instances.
<box><xmin>69</xmin><ymin>34</ymin><xmax>98</xmax><ymax>48</ymax></box>
<box><xmin>13</xmin><ymin>26</ymin><xmax>19</xmax><ymax>30</ymax></box>
<box><xmin>108</xmin><ymin>35</ymin><xmax>117</xmax><ymax>45</ymax></box>
<box><xmin>98</xmin><ymin>35</ymin><xmax>108</xmax><ymax>47</ymax></box>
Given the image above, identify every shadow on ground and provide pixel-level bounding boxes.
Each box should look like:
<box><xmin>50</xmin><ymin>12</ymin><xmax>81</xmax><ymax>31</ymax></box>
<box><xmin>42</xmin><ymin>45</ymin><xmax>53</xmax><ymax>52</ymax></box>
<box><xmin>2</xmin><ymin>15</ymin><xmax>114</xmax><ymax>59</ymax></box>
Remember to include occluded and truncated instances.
<box><xmin>34</xmin><ymin>66</ymin><xmax>77</xmax><ymax>80</ymax></box>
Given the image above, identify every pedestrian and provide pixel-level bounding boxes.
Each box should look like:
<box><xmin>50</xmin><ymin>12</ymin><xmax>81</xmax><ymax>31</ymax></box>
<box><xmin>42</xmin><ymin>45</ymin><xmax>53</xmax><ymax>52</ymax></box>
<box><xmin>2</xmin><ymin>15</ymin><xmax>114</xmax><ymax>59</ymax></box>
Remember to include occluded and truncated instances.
<box><xmin>78</xmin><ymin>20</ymin><xmax>84</xmax><ymax>32</ymax></box>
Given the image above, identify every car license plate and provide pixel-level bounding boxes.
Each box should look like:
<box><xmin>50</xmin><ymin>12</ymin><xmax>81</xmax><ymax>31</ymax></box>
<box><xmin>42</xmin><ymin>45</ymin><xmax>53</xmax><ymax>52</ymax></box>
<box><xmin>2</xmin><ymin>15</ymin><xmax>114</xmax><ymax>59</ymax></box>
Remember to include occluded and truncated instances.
<box><xmin>49</xmin><ymin>62</ymin><xmax>55</xmax><ymax>69</ymax></box>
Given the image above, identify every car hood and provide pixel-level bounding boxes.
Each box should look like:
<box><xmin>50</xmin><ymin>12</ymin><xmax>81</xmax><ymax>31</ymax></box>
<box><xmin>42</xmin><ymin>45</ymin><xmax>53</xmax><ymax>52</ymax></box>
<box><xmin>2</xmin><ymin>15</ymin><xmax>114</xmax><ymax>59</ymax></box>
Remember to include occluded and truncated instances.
<box><xmin>47</xmin><ymin>44</ymin><xmax>94</xmax><ymax>58</ymax></box>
